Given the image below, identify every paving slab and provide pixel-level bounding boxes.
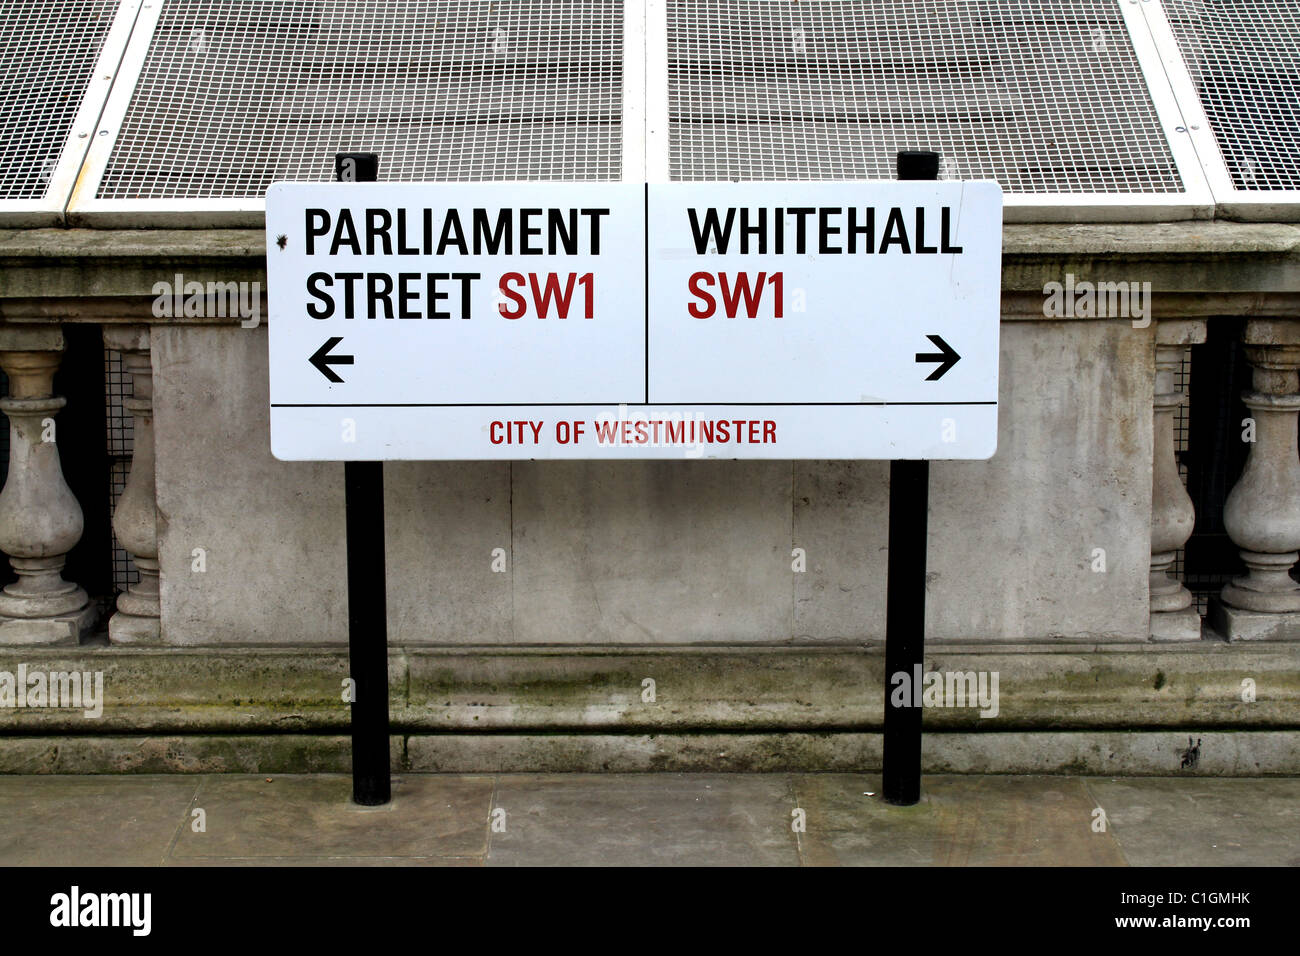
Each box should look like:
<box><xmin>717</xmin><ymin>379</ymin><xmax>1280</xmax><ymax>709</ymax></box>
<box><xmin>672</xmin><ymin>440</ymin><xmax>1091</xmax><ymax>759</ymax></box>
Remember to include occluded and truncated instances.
<box><xmin>486</xmin><ymin>773</ymin><xmax>801</xmax><ymax>866</ymax></box>
<box><xmin>793</xmin><ymin>774</ymin><xmax>1128</xmax><ymax>866</ymax></box>
<box><xmin>165</xmin><ymin>856</ymin><xmax>481</xmax><ymax>867</ymax></box>
<box><xmin>0</xmin><ymin>775</ymin><xmax>198</xmax><ymax>866</ymax></box>
<box><xmin>1085</xmin><ymin>777</ymin><xmax>1300</xmax><ymax>866</ymax></box>
<box><xmin>168</xmin><ymin>774</ymin><xmax>494</xmax><ymax>862</ymax></box>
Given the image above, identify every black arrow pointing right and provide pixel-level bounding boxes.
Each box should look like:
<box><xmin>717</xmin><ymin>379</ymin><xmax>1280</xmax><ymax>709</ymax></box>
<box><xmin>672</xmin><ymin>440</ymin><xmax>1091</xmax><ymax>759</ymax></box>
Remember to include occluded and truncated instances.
<box><xmin>310</xmin><ymin>336</ymin><xmax>354</xmax><ymax>383</ymax></box>
<box><xmin>915</xmin><ymin>334</ymin><xmax>961</xmax><ymax>381</ymax></box>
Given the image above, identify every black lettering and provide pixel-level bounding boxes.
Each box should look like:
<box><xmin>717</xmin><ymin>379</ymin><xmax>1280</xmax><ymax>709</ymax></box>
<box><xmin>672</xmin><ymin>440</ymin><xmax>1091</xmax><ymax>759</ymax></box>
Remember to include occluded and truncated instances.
<box><xmin>819</xmin><ymin>207</ymin><xmax>842</xmax><ymax>254</ymax></box>
<box><xmin>473</xmin><ymin>208</ymin><xmax>511</xmax><ymax>255</ymax></box>
<box><xmin>366</xmin><ymin>209</ymin><xmax>392</xmax><ymax>256</ymax></box>
<box><xmin>549</xmin><ymin>208</ymin><xmax>578</xmax><ymax>255</ymax></box>
<box><xmin>305</xmin><ymin>209</ymin><xmax>330</xmax><ymax>255</ymax></box>
<box><xmin>367</xmin><ymin>273</ymin><xmax>394</xmax><ymax>319</ymax></box>
<box><xmin>330</xmin><ymin>209</ymin><xmax>361</xmax><ymax>255</ymax></box>
<box><xmin>398</xmin><ymin>272</ymin><xmax>420</xmax><ymax>318</ymax></box>
<box><xmin>687</xmin><ymin>207</ymin><xmax>735</xmax><ymax>254</ymax></box>
<box><xmin>880</xmin><ymin>207</ymin><xmax>911</xmax><ymax>254</ymax></box>
<box><xmin>581</xmin><ymin>209</ymin><xmax>608</xmax><ymax>254</ymax></box>
<box><xmin>306</xmin><ymin>272</ymin><xmax>334</xmax><ymax>319</ymax></box>
<box><xmin>520</xmin><ymin>208</ymin><xmax>543</xmax><ymax>255</ymax></box>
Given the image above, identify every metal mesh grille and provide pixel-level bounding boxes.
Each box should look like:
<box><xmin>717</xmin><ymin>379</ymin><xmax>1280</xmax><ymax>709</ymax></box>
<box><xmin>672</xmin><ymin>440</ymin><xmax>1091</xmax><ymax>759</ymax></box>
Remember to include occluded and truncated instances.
<box><xmin>104</xmin><ymin>347</ymin><xmax>139</xmax><ymax>593</ymax></box>
<box><xmin>96</xmin><ymin>0</ymin><xmax>623</xmax><ymax>198</ymax></box>
<box><xmin>1163</xmin><ymin>0</ymin><xmax>1300</xmax><ymax>191</ymax></box>
<box><xmin>0</xmin><ymin>0</ymin><xmax>120</xmax><ymax>200</ymax></box>
<box><xmin>667</xmin><ymin>0</ymin><xmax>1184</xmax><ymax>192</ymax></box>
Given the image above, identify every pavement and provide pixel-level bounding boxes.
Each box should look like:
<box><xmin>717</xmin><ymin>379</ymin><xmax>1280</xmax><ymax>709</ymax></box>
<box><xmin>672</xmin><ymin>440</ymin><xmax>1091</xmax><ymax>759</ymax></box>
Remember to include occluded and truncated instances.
<box><xmin>1</xmin><ymin>773</ymin><xmax>1297</xmax><ymax>866</ymax></box>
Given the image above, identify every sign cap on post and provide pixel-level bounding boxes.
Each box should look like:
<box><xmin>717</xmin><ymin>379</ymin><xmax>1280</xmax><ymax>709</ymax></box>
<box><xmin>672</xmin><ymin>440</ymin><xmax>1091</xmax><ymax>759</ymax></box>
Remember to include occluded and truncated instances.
<box><xmin>896</xmin><ymin>150</ymin><xmax>940</xmax><ymax>181</ymax></box>
<box><xmin>335</xmin><ymin>152</ymin><xmax>379</xmax><ymax>183</ymax></box>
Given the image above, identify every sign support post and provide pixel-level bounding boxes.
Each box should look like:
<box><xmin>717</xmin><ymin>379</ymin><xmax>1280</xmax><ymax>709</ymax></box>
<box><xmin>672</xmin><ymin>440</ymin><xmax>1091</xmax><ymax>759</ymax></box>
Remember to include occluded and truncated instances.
<box><xmin>266</xmin><ymin>167</ymin><xmax>1000</xmax><ymax>808</ymax></box>
<box><xmin>336</xmin><ymin>152</ymin><xmax>391</xmax><ymax>807</ymax></box>
<box><xmin>882</xmin><ymin>150</ymin><xmax>940</xmax><ymax>807</ymax></box>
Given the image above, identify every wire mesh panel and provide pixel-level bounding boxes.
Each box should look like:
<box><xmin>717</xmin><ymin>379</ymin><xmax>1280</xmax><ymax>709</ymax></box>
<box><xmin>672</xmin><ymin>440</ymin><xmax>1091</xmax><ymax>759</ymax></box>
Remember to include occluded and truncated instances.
<box><xmin>104</xmin><ymin>347</ymin><xmax>139</xmax><ymax>593</ymax></box>
<box><xmin>94</xmin><ymin>0</ymin><xmax>624</xmax><ymax>198</ymax></box>
<box><xmin>666</xmin><ymin>0</ymin><xmax>1185</xmax><ymax>193</ymax></box>
<box><xmin>0</xmin><ymin>0</ymin><xmax>122</xmax><ymax>200</ymax></box>
<box><xmin>1161</xmin><ymin>0</ymin><xmax>1300</xmax><ymax>192</ymax></box>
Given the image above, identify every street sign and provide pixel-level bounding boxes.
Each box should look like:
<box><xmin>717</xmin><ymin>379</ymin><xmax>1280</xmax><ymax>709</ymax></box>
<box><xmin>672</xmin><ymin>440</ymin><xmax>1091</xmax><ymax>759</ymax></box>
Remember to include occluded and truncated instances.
<box><xmin>267</xmin><ymin>181</ymin><xmax>1002</xmax><ymax>461</ymax></box>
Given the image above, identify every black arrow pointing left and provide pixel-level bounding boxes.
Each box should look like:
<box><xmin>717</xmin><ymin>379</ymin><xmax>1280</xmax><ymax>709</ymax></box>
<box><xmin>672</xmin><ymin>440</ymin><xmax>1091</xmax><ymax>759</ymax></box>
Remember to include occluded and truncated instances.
<box><xmin>310</xmin><ymin>336</ymin><xmax>354</xmax><ymax>383</ymax></box>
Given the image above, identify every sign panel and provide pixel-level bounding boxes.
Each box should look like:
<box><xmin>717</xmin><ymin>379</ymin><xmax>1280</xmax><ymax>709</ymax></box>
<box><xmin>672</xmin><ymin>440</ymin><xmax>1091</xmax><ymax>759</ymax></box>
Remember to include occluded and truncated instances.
<box><xmin>267</xmin><ymin>181</ymin><xmax>1002</xmax><ymax>460</ymax></box>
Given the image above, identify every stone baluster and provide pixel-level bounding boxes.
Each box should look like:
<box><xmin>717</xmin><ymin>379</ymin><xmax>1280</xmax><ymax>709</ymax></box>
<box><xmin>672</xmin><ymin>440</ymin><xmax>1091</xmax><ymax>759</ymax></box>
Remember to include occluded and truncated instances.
<box><xmin>1210</xmin><ymin>319</ymin><xmax>1300</xmax><ymax>641</ymax></box>
<box><xmin>0</xmin><ymin>327</ymin><xmax>95</xmax><ymax>643</ymax></box>
<box><xmin>105</xmin><ymin>327</ymin><xmax>161</xmax><ymax>644</ymax></box>
<box><xmin>1150</xmin><ymin>320</ymin><xmax>1206</xmax><ymax>641</ymax></box>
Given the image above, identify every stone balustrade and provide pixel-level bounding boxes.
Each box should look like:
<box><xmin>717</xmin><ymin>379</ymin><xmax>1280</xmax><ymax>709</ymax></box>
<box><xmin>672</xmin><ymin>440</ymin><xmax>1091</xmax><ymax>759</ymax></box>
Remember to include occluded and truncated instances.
<box><xmin>1150</xmin><ymin>319</ymin><xmax>1205</xmax><ymax>642</ymax></box>
<box><xmin>1210</xmin><ymin>320</ymin><xmax>1300</xmax><ymax>641</ymax></box>
<box><xmin>103</xmin><ymin>326</ymin><xmax>161</xmax><ymax>644</ymax></box>
<box><xmin>0</xmin><ymin>307</ymin><xmax>1296</xmax><ymax>648</ymax></box>
<box><xmin>0</xmin><ymin>327</ymin><xmax>95</xmax><ymax>643</ymax></box>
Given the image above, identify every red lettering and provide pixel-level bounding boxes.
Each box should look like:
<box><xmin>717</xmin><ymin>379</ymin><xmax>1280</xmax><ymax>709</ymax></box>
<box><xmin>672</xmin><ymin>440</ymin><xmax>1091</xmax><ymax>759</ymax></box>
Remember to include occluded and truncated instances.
<box><xmin>529</xmin><ymin>272</ymin><xmax>576</xmax><ymax>319</ymax></box>
<box><xmin>688</xmin><ymin>271</ymin><xmax>716</xmax><ymax>318</ymax></box>
<box><xmin>498</xmin><ymin>273</ymin><xmax>526</xmax><ymax>319</ymax></box>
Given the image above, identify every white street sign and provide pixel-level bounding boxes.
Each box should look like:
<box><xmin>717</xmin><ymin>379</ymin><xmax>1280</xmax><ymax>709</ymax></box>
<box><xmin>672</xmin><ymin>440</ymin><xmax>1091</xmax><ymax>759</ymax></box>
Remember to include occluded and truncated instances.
<box><xmin>267</xmin><ymin>181</ymin><xmax>1002</xmax><ymax>460</ymax></box>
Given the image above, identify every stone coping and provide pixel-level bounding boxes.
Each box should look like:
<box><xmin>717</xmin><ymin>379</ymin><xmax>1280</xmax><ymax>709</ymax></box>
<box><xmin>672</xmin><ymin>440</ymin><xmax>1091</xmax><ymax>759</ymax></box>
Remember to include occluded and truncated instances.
<box><xmin>0</xmin><ymin>222</ymin><xmax>1297</xmax><ymax>307</ymax></box>
<box><xmin>1</xmin><ymin>642</ymin><xmax>1296</xmax><ymax>734</ymax></box>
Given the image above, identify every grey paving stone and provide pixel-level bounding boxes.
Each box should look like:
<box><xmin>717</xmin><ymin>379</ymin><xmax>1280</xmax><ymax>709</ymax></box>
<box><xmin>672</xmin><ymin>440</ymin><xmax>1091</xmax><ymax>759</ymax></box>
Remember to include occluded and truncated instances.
<box><xmin>793</xmin><ymin>774</ymin><xmax>1129</xmax><ymax>866</ymax></box>
<box><xmin>486</xmin><ymin>773</ymin><xmax>801</xmax><ymax>866</ymax></box>
<box><xmin>1085</xmin><ymin>777</ymin><xmax>1300</xmax><ymax>867</ymax></box>
<box><xmin>0</xmin><ymin>775</ymin><xmax>199</xmax><ymax>865</ymax></box>
<box><xmin>168</xmin><ymin>774</ymin><xmax>493</xmax><ymax>861</ymax></box>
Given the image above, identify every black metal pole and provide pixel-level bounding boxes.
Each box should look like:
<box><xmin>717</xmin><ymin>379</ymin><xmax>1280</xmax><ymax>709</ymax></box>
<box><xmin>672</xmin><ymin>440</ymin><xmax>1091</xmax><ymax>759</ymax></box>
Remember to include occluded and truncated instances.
<box><xmin>336</xmin><ymin>152</ymin><xmax>390</xmax><ymax>806</ymax></box>
<box><xmin>882</xmin><ymin>150</ymin><xmax>939</xmax><ymax>807</ymax></box>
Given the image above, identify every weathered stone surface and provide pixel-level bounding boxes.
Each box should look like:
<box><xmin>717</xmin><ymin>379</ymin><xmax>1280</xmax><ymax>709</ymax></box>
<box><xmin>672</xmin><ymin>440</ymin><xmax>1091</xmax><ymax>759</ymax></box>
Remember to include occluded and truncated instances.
<box><xmin>795</xmin><ymin>774</ymin><xmax>1126</xmax><ymax>866</ymax></box>
<box><xmin>2</xmin><ymin>643</ymin><xmax>1296</xmax><ymax>736</ymax></box>
<box><xmin>168</xmin><ymin>774</ymin><xmax>493</xmax><ymax>861</ymax></box>
<box><xmin>1209</xmin><ymin>600</ymin><xmax>1300</xmax><ymax>642</ymax></box>
<box><xmin>793</xmin><ymin>461</ymin><xmax>889</xmax><ymax>641</ymax></box>
<box><xmin>1087</xmin><ymin>777</ymin><xmax>1300</xmax><ymax>866</ymax></box>
<box><xmin>383</xmin><ymin>461</ymin><xmax>512</xmax><ymax>643</ymax></box>
<box><xmin>151</xmin><ymin>325</ymin><xmax>348</xmax><ymax>644</ymax></box>
<box><xmin>928</xmin><ymin>320</ymin><xmax>1153</xmax><ymax>641</ymax></box>
<box><xmin>485</xmin><ymin>774</ymin><xmax>800</xmax><ymax>866</ymax></box>
<box><xmin>510</xmin><ymin>460</ymin><xmax>792</xmax><ymax>643</ymax></box>
<box><xmin>0</xmin><ymin>775</ymin><xmax>200</xmax><ymax>864</ymax></box>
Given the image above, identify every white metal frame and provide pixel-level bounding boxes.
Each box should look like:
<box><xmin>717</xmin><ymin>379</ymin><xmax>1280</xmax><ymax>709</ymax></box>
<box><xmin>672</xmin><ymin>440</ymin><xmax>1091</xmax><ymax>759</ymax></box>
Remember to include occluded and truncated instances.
<box><xmin>0</xmin><ymin>0</ymin><xmax>143</xmax><ymax>226</ymax></box>
<box><xmin>60</xmin><ymin>0</ymin><xmax>1300</xmax><ymax>226</ymax></box>
<box><xmin>66</xmin><ymin>0</ymin><xmax>255</xmax><ymax>225</ymax></box>
<box><xmin>1139</xmin><ymin>0</ymin><xmax>1300</xmax><ymax>222</ymax></box>
<box><xmin>990</xmin><ymin>0</ymin><xmax>1214</xmax><ymax>223</ymax></box>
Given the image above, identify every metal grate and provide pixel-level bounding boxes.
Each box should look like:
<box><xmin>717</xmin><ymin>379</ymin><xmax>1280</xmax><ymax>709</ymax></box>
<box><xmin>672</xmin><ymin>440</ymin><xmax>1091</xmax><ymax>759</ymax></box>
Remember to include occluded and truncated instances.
<box><xmin>96</xmin><ymin>0</ymin><xmax>624</xmax><ymax>198</ymax></box>
<box><xmin>1162</xmin><ymin>0</ymin><xmax>1300</xmax><ymax>191</ymax></box>
<box><xmin>0</xmin><ymin>0</ymin><xmax>120</xmax><ymax>199</ymax></box>
<box><xmin>1171</xmin><ymin>346</ymin><xmax>1191</xmax><ymax>602</ymax></box>
<box><xmin>667</xmin><ymin>0</ymin><xmax>1184</xmax><ymax>192</ymax></box>
<box><xmin>104</xmin><ymin>347</ymin><xmax>139</xmax><ymax>593</ymax></box>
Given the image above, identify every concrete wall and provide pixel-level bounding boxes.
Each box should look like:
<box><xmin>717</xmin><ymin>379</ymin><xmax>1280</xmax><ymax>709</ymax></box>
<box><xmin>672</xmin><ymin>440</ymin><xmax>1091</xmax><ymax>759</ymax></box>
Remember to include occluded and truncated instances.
<box><xmin>149</xmin><ymin>316</ymin><xmax>1153</xmax><ymax>645</ymax></box>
